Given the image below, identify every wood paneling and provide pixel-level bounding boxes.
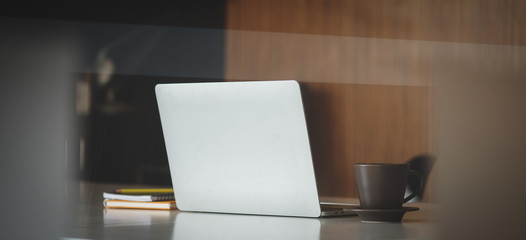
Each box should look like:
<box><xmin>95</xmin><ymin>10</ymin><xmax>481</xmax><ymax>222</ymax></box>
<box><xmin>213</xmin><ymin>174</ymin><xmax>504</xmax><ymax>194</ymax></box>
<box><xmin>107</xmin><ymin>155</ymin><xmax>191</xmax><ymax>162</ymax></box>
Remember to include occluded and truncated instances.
<box><xmin>301</xmin><ymin>82</ymin><xmax>431</xmax><ymax>197</ymax></box>
<box><xmin>227</xmin><ymin>0</ymin><xmax>526</xmax><ymax>46</ymax></box>
<box><xmin>225</xmin><ymin>30</ymin><xmax>433</xmax><ymax>86</ymax></box>
<box><xmin>226</xmin><ymin>0</ymin><xmax>438</xmax><ymax>198</ymax></box>
<box><xmin>223</xmin><ymin>0</ymin><xmax>524</xmax><ymax>199</ymax></box>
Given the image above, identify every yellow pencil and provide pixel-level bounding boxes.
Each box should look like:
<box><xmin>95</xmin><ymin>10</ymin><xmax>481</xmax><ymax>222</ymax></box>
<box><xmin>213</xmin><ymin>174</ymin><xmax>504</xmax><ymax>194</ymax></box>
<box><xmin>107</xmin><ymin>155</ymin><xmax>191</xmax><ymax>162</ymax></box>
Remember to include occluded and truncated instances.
<box><xmin>115</xmin><ymin>188</ymin><xmax>174</xmax><ymax>194</ymax></box>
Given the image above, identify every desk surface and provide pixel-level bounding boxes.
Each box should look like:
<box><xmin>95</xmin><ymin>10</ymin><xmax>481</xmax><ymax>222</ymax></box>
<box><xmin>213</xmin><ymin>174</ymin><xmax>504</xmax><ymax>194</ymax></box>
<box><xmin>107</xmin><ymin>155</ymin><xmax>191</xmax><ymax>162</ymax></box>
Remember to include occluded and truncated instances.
<box><xmin>65</xmin><ymin>182</ymin><xmax>436</xmax><ymax>240</ymax></box>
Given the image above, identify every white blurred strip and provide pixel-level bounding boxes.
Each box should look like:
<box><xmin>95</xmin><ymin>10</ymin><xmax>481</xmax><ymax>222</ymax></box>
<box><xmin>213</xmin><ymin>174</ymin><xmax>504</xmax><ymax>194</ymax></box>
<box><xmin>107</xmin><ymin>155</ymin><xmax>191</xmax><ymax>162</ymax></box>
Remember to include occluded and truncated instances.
<box><xmin>226</xmin><ymin>30</ymin><xmax>526</xmax><ymax>87</ymax></box>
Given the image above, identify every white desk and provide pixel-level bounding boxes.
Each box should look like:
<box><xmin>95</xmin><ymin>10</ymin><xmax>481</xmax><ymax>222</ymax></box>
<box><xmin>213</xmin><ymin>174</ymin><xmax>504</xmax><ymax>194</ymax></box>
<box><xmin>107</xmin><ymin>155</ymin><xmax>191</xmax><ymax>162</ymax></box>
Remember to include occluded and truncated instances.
<box><xmin>65</xmin><ymin>182</ymin><xmax>436</xmax><ymax>240</ymax></box>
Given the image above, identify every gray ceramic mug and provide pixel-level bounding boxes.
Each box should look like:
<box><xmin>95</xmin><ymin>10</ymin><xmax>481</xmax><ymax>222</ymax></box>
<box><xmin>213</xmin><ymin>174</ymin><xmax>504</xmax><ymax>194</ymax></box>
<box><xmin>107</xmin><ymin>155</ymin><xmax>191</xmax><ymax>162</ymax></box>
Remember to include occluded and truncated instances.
<box><xmin>354</xmin><ymin>163</ymin><xmax>422</xmax><ymax>209</ymax></box>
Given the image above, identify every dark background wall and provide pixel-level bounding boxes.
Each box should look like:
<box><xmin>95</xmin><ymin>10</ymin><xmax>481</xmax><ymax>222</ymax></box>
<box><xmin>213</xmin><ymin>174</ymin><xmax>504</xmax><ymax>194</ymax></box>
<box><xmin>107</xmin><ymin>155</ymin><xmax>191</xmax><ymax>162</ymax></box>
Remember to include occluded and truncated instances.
<box><xmin>1</xmin><ymin>1</ymin><xmax>227</xmax><ymax>186</ymax></box>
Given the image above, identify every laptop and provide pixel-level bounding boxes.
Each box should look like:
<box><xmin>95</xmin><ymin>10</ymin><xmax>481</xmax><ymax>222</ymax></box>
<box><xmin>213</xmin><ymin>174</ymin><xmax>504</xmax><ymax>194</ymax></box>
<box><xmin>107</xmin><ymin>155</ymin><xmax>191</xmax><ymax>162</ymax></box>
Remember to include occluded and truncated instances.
<box><xmin>155</xmin><ymin>80</ymin><xmax>357</xmax><ymax>217</ymax></box>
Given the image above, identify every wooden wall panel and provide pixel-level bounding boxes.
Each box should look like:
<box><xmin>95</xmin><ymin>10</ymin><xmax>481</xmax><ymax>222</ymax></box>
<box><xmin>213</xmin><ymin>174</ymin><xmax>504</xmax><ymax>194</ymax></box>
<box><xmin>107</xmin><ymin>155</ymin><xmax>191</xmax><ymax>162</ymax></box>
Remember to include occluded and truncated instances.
<box><xmin>224</xmin><ymin>0</ymin><xmax>524</xmax><ymax>199</ymax></box>
<box><xmin>225</xmin><ymin>0</ymin><xmax>435</xmax><ymax>198</ymax></box>
<box><xmin>301</xmin><ymin>82</ymin><xmax>431</xmax><ymax>197</ymax></box>
<box><xmin>225</xmin><ymin>30</ymin><xmax>433</xmax><ymax>86</ymax></box>
<box><xmin>227</xmin><ymin>0</ymin><xmax>526</xmax><ymax>46</ymax></box>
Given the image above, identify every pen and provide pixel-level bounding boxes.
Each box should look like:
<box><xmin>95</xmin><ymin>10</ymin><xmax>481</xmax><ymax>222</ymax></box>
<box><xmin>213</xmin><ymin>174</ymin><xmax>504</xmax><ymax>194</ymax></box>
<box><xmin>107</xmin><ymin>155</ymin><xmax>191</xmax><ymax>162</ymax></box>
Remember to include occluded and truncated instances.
<box><xmin>115</xmin><ymin>188</ymin><xmax>174</xmax><ymax>194</ymax></box>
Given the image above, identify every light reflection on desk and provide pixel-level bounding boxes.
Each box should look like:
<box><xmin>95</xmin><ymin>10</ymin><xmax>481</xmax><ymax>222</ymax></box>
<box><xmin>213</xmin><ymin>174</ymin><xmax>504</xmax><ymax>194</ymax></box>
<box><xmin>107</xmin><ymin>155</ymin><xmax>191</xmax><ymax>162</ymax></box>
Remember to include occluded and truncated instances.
<box><xmin>170</xmin><ymin>211</ymin><xmax>433</xmax><ymax>240</ymax></box>
<box><xmin>96</xmin><ymin>204</ymin><xmax>434</xmax><ymax>239</ymax></box>
<box><xmin>103</xmin><ymin>208</ymin><xmax>176</xmax><ymax>227</ymax></box>
<box><xmin>173</xmin><ymin>211</ymin><xmax>321</xmax><ymax>240</ymax></box>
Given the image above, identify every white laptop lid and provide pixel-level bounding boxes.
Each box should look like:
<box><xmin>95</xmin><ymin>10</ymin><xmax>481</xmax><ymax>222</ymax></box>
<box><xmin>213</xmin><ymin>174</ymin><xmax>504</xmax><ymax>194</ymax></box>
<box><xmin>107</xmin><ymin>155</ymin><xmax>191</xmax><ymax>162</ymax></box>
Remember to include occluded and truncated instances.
<box><xmin>155</xmin><ymin>80</ymin><xmax>321</xmax><ymax>217</ymax></box>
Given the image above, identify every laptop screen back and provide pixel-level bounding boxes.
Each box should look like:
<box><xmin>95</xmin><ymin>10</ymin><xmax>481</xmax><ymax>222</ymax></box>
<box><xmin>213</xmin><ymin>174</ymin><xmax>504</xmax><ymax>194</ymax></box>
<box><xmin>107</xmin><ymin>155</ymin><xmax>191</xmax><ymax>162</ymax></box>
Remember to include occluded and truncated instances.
<box><xmin>155</xmin><ymin>80</ymin><xmax>321</xmax><ymax>217</ymax></box>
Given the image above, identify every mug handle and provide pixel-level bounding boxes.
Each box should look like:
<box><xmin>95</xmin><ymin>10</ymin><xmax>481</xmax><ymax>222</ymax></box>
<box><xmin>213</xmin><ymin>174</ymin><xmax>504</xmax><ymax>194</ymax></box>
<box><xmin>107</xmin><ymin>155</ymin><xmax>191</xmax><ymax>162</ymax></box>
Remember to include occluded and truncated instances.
<box><xmin>402</xmin><ymin>170</ymin><xmax>423</xmax><ymax>203</ymax></box>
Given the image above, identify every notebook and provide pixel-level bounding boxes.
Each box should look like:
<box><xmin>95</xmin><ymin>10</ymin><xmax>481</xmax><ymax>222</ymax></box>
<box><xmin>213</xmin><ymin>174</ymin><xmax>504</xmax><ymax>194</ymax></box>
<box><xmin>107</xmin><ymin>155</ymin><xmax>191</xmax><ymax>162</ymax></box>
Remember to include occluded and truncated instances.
<box><xmin>103</xmin><ymin>192</ymin><xmax>175</xmax><ymax>202</ymax></box>
<box><xmin>155</xmin><ymin>80</ymin><xmax>357</xmax><ymax>217</ymax></box>
<box><xmin>103</xmin><ymin>199</ymin><xmax>177</xmax><ymax>210</ymax></box>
